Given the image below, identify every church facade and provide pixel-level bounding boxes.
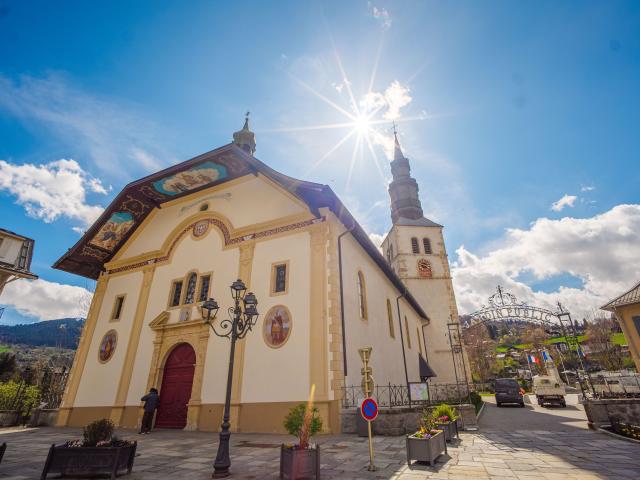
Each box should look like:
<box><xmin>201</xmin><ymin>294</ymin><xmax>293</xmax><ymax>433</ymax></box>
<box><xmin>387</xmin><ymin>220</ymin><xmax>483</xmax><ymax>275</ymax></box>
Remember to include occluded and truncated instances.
<box><xmin>54</xmin><ymin>120</ymin><xmax>465</xmax><ymax>433</ymax></box>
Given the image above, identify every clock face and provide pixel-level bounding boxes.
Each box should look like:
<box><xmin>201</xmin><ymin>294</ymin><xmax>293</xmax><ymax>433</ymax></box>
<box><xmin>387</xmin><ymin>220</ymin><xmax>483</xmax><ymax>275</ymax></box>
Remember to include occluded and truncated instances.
<box><xmin>417</xmin><ymin>259</ymin><xmax>432</xmax><ymax>278</ymax></box>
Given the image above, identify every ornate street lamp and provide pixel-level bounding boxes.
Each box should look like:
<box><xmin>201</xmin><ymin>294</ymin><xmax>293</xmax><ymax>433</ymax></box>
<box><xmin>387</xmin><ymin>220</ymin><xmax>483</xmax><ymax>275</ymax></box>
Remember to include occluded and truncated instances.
<box><xmin>200</xmin><ymin>279</ymin><xmax>259</xmax><ymax>478</ymax></box>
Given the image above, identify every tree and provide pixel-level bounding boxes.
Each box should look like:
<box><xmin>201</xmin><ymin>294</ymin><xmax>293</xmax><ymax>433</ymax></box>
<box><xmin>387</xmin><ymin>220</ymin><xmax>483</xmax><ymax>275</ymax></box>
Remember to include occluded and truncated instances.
<box><xmin>586</xmin><ymin>317</ymin><xmax>624</xmax><ymax>371</ymax></box>
<box><xmin>462</xmin><ymin>324</ymin><xmax>497</xmax><ymax>384</ymax></box>
<box><xmin>0</xmin><ymin>352</ymin><xmax>16</xmax><ymax>381</ymax></box>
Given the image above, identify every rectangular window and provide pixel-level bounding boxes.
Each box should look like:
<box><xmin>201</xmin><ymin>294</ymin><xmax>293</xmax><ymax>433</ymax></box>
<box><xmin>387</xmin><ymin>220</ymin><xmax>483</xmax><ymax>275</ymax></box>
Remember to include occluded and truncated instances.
<box><xmin>423</xmin><ymin>238</ymin><xmax>432</xmax><ymax>254</ymax></box>
<box><xmin>411</xmin><ymin>238</ymin><xmax>419</xmax><ymax>254</ymax></box>
<box><xmin>405</xmin><ymin>316</ymin><xmax>411</xmax><ymax>349</ymax></box>
<box><xmin>111</xmin><ymin>295</ymin><xmax>125</xmax><ymax>321</ymax></box>
<box><xmin>271</xmin><ymin>262</ymin><xmax>289</xmax><ymax>295</ymax></box>
<box><xmin>633</xmin><ymin>316</ymin><xmax>640</xmax><ymax>336</ymax></box>
<box><xmin>198</xmin><ymin>275</ymin><xmax>211</xmax><ymax>302</ymax></box>
<box><xmin>170</xmin><ymin>281</ymin><xmax>183</xmax><ymax>307</ymax></box>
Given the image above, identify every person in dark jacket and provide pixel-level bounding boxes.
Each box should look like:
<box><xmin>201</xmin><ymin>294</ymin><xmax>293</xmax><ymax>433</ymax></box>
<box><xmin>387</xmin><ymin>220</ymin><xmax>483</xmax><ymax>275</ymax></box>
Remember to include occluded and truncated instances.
<box><xmin>139</xmin><ymin>388</ymin><xmax>160</xmax><ymax>434</ymax></box>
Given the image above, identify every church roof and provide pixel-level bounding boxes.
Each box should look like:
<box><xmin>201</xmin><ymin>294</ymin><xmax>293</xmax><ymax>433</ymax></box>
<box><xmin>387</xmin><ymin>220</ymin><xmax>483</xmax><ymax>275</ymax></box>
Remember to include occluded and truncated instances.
<box><xmin>53</xmin><ymin>143</ymin><xmax>429</xmax><ymax>320</ymax></box>
<box><xmin>601</xmin><ymin>280</ymin><xmax>640</xmax><ymax>311</ymax></box>
<box><xmin>395</xmin><ymin>216</ymin><xmax>443</xmax><ymax>228</ymax></box>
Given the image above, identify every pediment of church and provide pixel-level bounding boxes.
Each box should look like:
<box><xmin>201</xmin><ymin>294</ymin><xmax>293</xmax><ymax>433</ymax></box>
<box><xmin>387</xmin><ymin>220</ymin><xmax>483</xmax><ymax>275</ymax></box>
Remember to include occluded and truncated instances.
<box><xmin>53</xmin><ymin>143</ymin><xmax>330</xmax><ymax>279</ymax></box>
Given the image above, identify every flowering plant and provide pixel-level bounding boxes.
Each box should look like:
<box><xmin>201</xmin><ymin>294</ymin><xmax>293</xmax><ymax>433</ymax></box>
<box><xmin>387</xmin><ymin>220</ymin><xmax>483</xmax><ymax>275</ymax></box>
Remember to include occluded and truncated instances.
<box><xmin>431</xmin><ymin>403</ymin><xmax>458</xmax><ymax>423</ymax></box>
<box><xmin>411</xmin><ymin>425</ymin><xmax>441</xmax><ymax>439</ymax></box>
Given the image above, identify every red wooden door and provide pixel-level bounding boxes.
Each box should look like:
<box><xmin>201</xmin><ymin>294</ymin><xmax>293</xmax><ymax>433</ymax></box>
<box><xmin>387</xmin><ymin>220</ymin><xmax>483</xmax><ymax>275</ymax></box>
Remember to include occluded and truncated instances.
<box><xmin>155</xmin><ymin>343</ymin><xmax>196</xmax><ymax>429</ymax></box>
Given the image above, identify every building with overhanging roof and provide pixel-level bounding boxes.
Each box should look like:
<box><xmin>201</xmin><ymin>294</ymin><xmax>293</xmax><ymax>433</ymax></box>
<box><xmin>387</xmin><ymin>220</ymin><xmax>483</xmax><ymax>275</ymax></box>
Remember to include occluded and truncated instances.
<box><xmin>54</xmin><ymin>118</ymin><xmax>464</xmax><ymax>433</ymax></box>
<box><xmin>602</xmin><ymin>281</ymin><xmax>640</xmax><ymax>371</ymax></box>
<box><xmin>0</xmin><ymin>228</ymin><xmax>37</xmax><ymax>299</ymax></box>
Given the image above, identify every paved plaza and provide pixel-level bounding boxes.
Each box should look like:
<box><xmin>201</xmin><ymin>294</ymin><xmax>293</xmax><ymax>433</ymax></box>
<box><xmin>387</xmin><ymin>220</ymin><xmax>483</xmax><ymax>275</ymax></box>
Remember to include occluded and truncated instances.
<box><xmin>0</xmin><ymin>397</ymin><xmax>638</xmax><ymax>479</ymax></box>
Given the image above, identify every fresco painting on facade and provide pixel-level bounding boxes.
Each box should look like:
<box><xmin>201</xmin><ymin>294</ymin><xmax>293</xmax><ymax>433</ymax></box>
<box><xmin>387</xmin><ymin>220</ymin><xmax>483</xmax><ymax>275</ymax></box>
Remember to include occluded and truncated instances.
<box><xmin>152</xmin><ymin>161</ymin><xmax>228</xmax><ymax>196</ymax></box>
<box><xmin>89</xmin><ymin>212</ymin><xmax>135</xmax><ymax>251</ymax></box>
<box><xmin>263</xmin><ymin>305</ymin><xmax>292</xmax><ymax>348</ymax></box>
<box><xmin>98</xmin><ymin>330</ymin><xmax>117</xmax><ymax>363</ymax></box>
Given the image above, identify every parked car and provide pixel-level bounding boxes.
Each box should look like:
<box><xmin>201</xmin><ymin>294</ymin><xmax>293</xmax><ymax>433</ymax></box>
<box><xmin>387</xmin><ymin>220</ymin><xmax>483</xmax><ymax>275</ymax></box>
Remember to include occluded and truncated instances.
<box><xmin>495</xmin><ymin>378</ymin><xmax>525</xmax><ymax>407</ymax></box>
<box><xmin>532</xmin><ymin>375</ymin><xmax>566</xmax><ymax>407</ymax></box>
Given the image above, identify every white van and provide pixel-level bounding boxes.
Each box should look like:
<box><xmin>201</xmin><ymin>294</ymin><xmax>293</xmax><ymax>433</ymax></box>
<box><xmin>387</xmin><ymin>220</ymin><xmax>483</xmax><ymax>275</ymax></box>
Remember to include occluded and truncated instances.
<box><xmin>533</xmin><ymin>375</ymin><xmax>566</xmax><ymax>407</ymax></box>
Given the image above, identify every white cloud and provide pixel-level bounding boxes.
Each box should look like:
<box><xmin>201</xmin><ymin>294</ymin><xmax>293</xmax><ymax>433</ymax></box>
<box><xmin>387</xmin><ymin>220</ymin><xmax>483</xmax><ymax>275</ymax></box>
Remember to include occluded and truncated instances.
<box><xmin>368</xmin><ymin>232</ymin><xmax>385</xmax><ymax>252</ymax></box>
<box><xmin>551</xmin><ymin>194</ymin><xmax>577</xmax><ymax>212</ymax></box>
<box><xmin>0</xmin><ymin>158</ymin><xmax>105</xmax><ymax>227</ymax></box>
<box><xmin>451</xmin><ymin>204</ymin><xmax>640</xmax><ymax>320</ymax></box>
<box><xmin>581</xmin><ymin>185</ymin><xmax>595</xmax><ymax>192</ymax></box>
<box><xmin>0</xmin><ymin>74</ymin><xmax>170</xmax><ymax>177</ymax></box>
<box><xmin>1</xmin><ymin>278</ymin><xmax>93</xmax><ymax>320</ymax></box>
<box><xmin>368</xmin><ymin>2</ymin><xmax>391</xmax><ymax>29</ymax></box>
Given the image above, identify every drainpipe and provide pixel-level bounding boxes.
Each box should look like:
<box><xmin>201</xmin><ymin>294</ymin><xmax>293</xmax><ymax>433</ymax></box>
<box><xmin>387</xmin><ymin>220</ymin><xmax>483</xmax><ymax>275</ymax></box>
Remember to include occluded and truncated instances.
<box><xmin>396</xmin><ymin>293</ymin><xmax>410</xmax><ymax>403</ymax></box>
<box><xmin>338</xmin><ymin>227</ymin><xmax>354</xmax><ymax>378</ymax></box>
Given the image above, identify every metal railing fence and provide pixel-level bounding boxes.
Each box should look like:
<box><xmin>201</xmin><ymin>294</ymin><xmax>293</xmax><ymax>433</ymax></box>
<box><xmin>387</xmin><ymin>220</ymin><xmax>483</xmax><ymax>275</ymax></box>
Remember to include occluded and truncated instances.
<box><xmin>341</xmin><ymin>382</ymin><xmax>473</xmax><ymax>409</ymax></box>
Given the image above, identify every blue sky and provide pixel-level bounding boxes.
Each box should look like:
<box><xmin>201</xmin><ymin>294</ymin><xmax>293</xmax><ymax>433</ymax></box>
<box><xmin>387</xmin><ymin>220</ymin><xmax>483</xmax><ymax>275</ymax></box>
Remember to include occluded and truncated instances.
<box><xmin>1</xmin><ymin>1</ymin><xmax>639</xmax><ymax>324</ymax></box>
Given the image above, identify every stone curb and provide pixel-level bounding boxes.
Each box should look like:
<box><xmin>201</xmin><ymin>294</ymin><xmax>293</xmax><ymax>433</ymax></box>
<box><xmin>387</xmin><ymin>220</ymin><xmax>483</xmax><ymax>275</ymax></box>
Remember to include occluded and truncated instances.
<box><xmin>475</xmin><ymin>401</ymin><xmax>486</xmax><ymax>421</ymax></box>
<box><xmin>597</xmin><ymin>426</ymin><xmax>640</xmax><ymax>445</ymax></box>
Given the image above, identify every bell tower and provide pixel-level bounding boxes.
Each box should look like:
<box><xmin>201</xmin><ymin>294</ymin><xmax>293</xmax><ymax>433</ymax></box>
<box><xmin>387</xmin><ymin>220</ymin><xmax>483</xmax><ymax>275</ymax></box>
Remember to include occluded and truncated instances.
<box><xmin>381</xmin><ymin>130</ymin><xmax>470</xmax><ymax>387</ymax></box>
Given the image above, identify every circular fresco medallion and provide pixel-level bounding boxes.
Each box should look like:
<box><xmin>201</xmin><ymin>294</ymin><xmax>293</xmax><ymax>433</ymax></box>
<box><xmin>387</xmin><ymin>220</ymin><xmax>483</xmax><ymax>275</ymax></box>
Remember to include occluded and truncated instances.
<box><xmin>99</xmin><ymin>330</ymin><xmax>118</xmax><ymax>363</ymax></box>
<box><xmin>263</xmin><ymin>305</ymin><xmax>292</xmax><ymax>349</ymax></box>
<box><xmin>417</xmin><ymin>259</ymin><xmax>432</xmax><ymax>278</ymax></box>
<box><xmin>193</xmin><ymin>220</ymin><xmax>209</xmax><ymax>238</ymax></box>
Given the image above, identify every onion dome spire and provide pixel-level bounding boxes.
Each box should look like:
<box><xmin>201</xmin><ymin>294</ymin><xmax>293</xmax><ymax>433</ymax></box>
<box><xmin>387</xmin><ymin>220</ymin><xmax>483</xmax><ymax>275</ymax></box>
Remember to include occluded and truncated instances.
<box><xmin>233</xmin><ymin>111</ymin><xmax>256</xmax><ymax>155</ymax></box>
<box><xmin>388</xmin><ymin>123</ymin><xmax>424</xmax><ymax>224</ymax></box>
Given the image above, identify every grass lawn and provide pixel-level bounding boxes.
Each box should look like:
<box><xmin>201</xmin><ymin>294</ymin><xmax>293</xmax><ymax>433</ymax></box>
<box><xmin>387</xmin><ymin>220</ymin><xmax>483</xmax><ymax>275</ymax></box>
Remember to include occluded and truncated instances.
<box><xmin>496</xmin><ymin>332</ymin><xmax>626</xmax><ymax>352</ymax></box>
<box><xmin>0</xmin><ymin>345</ymin><xmax>11</xmax><ymax>353</ymax></box>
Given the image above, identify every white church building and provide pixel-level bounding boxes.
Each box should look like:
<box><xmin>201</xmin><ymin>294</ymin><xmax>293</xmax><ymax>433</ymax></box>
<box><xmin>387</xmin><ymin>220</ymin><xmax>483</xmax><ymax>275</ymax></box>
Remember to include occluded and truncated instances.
<box><xmin>53</xmin><ymin>118</ymin><xmax>466</xmax><ymax>433</ymax></box>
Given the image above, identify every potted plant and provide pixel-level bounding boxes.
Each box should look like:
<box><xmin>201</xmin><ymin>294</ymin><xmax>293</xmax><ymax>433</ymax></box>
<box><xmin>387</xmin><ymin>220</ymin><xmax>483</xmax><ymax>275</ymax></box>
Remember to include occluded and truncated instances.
<box><xmin>406</xmin><ymin>412</ymin><xmax>447</xmax><ymax>466</ymax></box>
<box><xmin>431</xmin><ymin>404</ymin><xmax>459</xmax><ymax>442</ymax></box>
<box><xmin>41</xmin><ymin>419</ymin><xmax>137</xmax><ymax>479</ymax></box>
<box><xmin>280</xmin><ymin>403</ymin><xmax>322</xmax><ymax>480</ymax></box>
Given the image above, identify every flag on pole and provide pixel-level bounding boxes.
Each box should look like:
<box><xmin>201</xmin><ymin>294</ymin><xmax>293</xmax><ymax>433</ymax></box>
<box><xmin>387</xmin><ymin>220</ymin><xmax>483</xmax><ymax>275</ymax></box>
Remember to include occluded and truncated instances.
<box><xmin>528</xmin><ymin>354</ymin><xmax>540</xmax><ymax>364</ymax></box>
<box><xmin>542</xmin><ymin>351</ymin><xmax>552</xmax><ymax>362</ymax></box>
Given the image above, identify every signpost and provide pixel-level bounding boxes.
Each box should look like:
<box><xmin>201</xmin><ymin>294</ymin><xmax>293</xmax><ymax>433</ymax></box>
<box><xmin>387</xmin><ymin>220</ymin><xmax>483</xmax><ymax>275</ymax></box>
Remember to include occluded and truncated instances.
<box><xmin>358</xmin><ymin>347</ymin><xmax>376</xmax><ymax>472</ymax></box>
<box><xmin>361</xmin><ymin>397</ymin><xmax>378</xmax><ymax>421</ymax></box>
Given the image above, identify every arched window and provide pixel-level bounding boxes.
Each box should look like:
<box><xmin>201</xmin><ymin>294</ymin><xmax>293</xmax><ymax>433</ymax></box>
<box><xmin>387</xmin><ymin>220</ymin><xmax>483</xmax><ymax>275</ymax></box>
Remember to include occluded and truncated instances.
<box><xmin>411</xmin><ymin>237</ymin><xmax>419</xmax><ymax>254</ymax></box>
<box><xmin>404</xmin><ymin>316</ymin><xmax>411</xmax><ymax>348</ymax></box>
<box><xmin>183</xmin><ymin>272</ymin><xmax>198</xmax><ymax>304</ymax></box>
<box><xmin>386</xmin><ymin>299</ymin><xmax>395</xmax><ymax>338</ymax></box>
<box><xmin>417</xmin><ymin>327</ymin><xmax>423</xmax><ymax>355</ymax></box>
<box><xmin>423</xmin><ymin>238</ymin><xmax>432</xmax><ymax>254</ymax></box>
<box><xmin>357</xmin><ymin>271</ymin><xmax>367</xmax><ymax>319</ymax></box>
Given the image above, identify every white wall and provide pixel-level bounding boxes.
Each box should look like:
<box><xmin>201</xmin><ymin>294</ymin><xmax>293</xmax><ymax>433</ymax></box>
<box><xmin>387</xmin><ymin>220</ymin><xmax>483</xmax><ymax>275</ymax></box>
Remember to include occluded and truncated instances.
<box><xmin>75</xmin><ymin>270</ymin><xmax>143</xmax><ymax>407</ymax></box>
<box><xmin>340</xmin><ymin>233</ymin><xmax>425</xmax><ymax>390</ymax></box>
<box><xmin>240</xmin><ymin>231</ymin><xmax>312</xmax><ymax>403</ymax></box>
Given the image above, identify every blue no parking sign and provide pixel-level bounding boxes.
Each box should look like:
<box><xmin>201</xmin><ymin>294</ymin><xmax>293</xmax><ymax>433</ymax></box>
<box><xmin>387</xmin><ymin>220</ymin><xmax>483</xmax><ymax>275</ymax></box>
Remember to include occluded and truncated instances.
<box><xmin>360</xmin><ymin>397</ymin><xmax>378</xmax><ymax>421</ymax></box>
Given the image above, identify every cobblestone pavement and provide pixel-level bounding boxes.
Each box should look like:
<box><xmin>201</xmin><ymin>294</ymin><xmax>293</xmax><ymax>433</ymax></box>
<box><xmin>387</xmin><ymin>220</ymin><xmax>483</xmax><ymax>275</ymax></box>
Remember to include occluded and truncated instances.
<box><xmin>0</xmin><ymin>399</ymin><xmax>638</xmax><ymax>479</ymax></box>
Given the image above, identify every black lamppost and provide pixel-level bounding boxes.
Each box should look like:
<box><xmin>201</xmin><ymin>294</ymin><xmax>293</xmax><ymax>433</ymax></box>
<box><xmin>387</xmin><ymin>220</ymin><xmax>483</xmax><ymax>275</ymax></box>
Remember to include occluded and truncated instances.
<box><xmin>201</xmin><ymin>279</ymin><xmax>259</xmax><ymax>478</ymax></box>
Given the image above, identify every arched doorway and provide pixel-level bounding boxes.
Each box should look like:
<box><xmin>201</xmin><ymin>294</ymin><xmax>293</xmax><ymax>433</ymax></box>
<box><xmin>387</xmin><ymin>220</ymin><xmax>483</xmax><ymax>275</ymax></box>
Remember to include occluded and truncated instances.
<box><xmin>155</xmin><ymin>343</ymin><xmax>196</xmax><ymax>429</ymax></box>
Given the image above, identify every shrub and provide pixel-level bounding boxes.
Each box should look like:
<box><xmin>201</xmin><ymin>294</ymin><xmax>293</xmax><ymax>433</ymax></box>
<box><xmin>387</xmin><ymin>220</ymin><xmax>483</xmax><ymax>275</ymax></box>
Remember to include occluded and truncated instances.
<box><xmin>283</xmin><ymin>403</ymin><xmax>322</xmax><ymax>449</ymax></box>
<box><xmin>83</xmin><ymin>419</ymin><xmax>115</xmax><ymax>447</ymax></box>
<box><xmin>469</xmin><ymin>391</ymin><xmax>483</xmax><ymax>413</ymax></box>
<box><xmin>0</xmin><ymin>381</ymin><xmax>40</xmax><ymax>417</ymax></box>
<box><xmin>431</xmin><ymin>403</ymin><xmax>458</xmax><ymax>423</ymax></box>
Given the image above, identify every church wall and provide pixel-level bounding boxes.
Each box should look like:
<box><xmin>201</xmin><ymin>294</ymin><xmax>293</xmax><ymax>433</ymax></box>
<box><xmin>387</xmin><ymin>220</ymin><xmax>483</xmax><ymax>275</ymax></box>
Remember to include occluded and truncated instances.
<box><xmin>74</xmin><ymin>270</ymin><xmax>144</xmax><ymax>407</ymax></box>
<box><xmin>125</xmin><ymin>226</ymin><xmax>240</xmax><ymax>406</ymax></box>
<box><xmin>340</xmin><ymin>234</ymin><xmax>425</xmax><ymax>390</ymax></box>
<box><xmin>240</xmin><ymin>231</ymin><xmax>312</xmax><ymax>403</ymax></box>
<box><xmin>117</xmin><ymin>175</ymin><xmax>307</xmax><ymax>261</ymax></box>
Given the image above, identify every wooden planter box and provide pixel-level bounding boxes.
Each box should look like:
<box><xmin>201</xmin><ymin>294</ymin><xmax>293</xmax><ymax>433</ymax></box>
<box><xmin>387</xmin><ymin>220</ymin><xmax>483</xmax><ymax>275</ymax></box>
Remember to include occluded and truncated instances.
<box><xmin>41</xmin><ymin>442</ymin><xmax>137</xmax><ymax>480</ymax></box>
<box><xmin>435</xmin><ymin>421</ymin><xmax>459</xmax><ymax>442</ymax></box>
<box><xmin>280</xmin><ymin>444</ymin><xmax>320</xmax><ymax>479</ymax></box>
<box><xmin>406</xmin><ymin>430</ymin><xmax>447</xmax><ymax>466</ymax></box>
